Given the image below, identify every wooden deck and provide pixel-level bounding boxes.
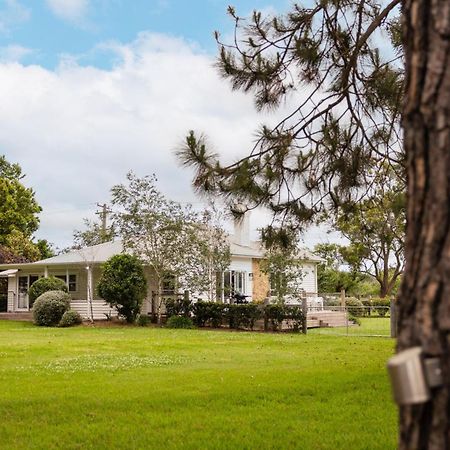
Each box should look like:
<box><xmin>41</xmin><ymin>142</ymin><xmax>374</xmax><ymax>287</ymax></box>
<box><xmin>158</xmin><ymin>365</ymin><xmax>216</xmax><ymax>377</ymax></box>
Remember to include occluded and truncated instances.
<box><xmin>307</xmin><ymin>310</ymin><xmax>349</xmax><ymax>328</ymax></box>
<box><xmin>0</xmin><ymin>312</ymin><xmax>33</xmax><ymax>321</ymax></box>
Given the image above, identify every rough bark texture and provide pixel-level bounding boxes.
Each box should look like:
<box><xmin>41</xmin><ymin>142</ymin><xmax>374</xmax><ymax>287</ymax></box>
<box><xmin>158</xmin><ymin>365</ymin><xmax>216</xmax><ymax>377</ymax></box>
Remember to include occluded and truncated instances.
<box><xmin>398</xmin><ymin>0</ymin><xmax>450</xmax><ymax>448</ymax></box>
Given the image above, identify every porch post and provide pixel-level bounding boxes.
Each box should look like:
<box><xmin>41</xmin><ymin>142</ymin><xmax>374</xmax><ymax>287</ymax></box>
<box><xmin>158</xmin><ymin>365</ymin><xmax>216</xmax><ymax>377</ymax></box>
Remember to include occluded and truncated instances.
<box><xmin>86</xmin><ymin>266</ymin><xmax>94</xmax><ymax>322</ymax></box>
<box><xmin>44</xmin><ymin>266</ymin><xmax>48</xmax><ymax>278</ymax></box>
<box><xmin>221</xmin><ymin>271</ymin><xmax>225</xmax><ymax>303</ymax></box>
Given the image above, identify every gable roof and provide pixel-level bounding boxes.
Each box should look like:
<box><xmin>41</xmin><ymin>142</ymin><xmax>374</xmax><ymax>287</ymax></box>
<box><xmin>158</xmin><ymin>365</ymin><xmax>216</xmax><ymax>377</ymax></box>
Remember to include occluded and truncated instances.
<box><xmin>37</xmin><ymin>240</ymin><xmax>124</xmax><ymax>265</ymax></box>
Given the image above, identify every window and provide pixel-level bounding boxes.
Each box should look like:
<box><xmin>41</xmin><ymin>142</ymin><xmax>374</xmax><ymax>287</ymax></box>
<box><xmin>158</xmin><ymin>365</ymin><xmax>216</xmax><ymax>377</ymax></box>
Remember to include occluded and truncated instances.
<box><xmin>218</xmin><ymin>271</ymin><xmax>247</xmax><ymax>302</ymax></box>
<box><xmin>162</xmin><ymin>274</ymin><xmax>175</xmax><ymax>295</ymax></box>
<box><xmin>68</xmin><ymin>275</ymin><xmax>77</xmax><ymax>292</ymax></box>
<box><xmin>54</xmin><ymin>274</ymin><xmax>77</xmax><ymax>292</ymax></box>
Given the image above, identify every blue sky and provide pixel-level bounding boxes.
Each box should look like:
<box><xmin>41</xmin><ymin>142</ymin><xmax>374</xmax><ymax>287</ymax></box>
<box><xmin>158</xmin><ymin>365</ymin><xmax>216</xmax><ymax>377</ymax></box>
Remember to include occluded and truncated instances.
<box><xmin>0</xmin><ymin>0</ymin><xmax>335</xmax><ymax>249</ymax></box>
<box><xmin>2</xmin><ymin>0</ymin><xmax>287</xmax><ymax>68</ymax></box>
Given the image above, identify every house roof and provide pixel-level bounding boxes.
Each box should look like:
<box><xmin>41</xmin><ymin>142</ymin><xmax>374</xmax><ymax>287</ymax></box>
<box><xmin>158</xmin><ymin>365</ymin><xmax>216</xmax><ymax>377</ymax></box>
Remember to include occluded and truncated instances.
<box><xmin>38</xmin><ymin>240</ymin><xmax>124</xmax><ymax>265</ymax></box>
<box><xmin>0</xmin><ymin>236</ymin><xmax>322</xmax><ymax>269</ymax></box>
<box><xmin>0</xmin><ymin>240</ymin><xmax>124</xmax><ymax>269</ymax></box>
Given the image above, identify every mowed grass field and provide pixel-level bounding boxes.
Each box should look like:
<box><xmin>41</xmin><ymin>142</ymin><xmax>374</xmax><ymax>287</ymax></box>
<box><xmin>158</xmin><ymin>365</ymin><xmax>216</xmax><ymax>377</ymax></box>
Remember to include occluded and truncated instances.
<box><xmin>0</xmin><ymin>320</ymin><xmax>397</xmax><ymax>450</ymax></box>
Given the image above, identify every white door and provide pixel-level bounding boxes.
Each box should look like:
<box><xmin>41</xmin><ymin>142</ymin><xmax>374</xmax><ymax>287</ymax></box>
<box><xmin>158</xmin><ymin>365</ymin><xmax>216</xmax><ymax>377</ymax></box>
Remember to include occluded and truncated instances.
<box><xmin>17</xmin><ymin>276</ymin><xmax>29</xmax><ymax>310</ymax></box>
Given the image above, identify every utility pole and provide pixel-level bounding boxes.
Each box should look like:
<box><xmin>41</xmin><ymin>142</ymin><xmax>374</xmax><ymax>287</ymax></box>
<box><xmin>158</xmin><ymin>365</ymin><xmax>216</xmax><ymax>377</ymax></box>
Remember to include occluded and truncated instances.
<box><xmin>95</xmin><ymin>203</ymin><xmax>112</xmax><ymax>243</ymax></box>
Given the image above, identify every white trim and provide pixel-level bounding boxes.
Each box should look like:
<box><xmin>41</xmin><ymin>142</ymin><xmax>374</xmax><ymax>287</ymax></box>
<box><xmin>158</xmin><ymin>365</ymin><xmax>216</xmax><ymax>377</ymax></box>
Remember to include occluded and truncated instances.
<box><xmin>0</xmin><ymin>269</ymin><xmax>18</xmax><ymax>277</ymax></box>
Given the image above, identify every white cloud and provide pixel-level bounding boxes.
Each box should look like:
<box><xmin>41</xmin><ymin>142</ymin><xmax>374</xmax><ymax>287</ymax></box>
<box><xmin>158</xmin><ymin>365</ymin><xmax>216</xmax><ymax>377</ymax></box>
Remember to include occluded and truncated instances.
<box><xmin>45</xmin><ymin>0</ymin><xmax>89</xmax><ymax>23</ymax></box>
<box><xmin>0</xmin><ymin>0</ymin><xmax>30</xmax><ymax>33</ymax></box>
<box><xmin>0</xmin><ymin>44</ymin><xmax>33</xmax><ymax>62</ymax></box>
<box><xmin>0</xmin><ymin>32</ymin><xmax>295</xmax><ymax>247</ymax></box>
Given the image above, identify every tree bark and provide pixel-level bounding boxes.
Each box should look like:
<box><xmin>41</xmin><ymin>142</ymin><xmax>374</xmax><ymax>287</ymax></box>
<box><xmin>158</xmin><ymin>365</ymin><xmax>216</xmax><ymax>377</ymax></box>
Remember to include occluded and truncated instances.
<box><xmin>398</xmin><ymin>0</ymin><xmax>450</xmax><ymax>448</ymax></box>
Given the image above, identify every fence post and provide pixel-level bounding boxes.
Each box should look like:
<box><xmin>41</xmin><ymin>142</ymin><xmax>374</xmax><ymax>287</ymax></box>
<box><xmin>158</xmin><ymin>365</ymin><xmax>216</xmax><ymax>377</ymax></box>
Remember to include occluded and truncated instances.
<box><xmin>340</xmin><ymin>289</ymin><xmax>346</xmax><ymax>307</ymax></box>
<box><xmin>390</xmin><ymin>298</ymin><xmax>397</xmax><ymax>338</ymax></box>
<box><xmin>301</xmin><ymin>296</ymin><xmax>308</xmax><ymax>335</ymax></box>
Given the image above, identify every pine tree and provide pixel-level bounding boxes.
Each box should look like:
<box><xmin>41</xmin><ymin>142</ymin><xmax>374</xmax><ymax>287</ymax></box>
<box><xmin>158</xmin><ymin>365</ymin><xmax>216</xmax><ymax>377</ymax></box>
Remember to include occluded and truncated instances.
<box><xmin>177</xmin><ymin>2</ymin><xmax>450</xmax><ymax>447</ymax></box>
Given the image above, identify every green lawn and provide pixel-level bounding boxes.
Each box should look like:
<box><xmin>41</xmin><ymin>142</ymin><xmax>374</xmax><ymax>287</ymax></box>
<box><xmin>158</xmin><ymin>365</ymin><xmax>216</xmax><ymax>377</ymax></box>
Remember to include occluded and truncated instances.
<box><xmin>0</xmin><ymin>321</ymin><xmax>397</xmax><ymax>450</ymax></box>
<box><xmin>310</xmin><ymin>317</ymin><xmax>392</xmax><ymax>336</ymax></box>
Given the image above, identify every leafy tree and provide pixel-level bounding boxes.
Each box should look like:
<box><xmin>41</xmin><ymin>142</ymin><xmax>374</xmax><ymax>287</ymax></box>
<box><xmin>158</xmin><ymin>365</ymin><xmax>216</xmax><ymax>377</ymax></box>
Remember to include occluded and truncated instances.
<box><xmin>72</xmin><ymin>218</ymin><xmax>116</xmax><ymax>249</ymax></box>
<box><xmin>111</xmin><ymin>173</ymin><xmax>230</xmax><ymax>320</ymax></box>
<box><xmin>333</xmin><ymin>168</ymin><xmax>405</xmax><ymax>297</ymax></box>
<box><xmin>0</xmin><ymin>245</ymin><xmax>29</xmax><ymax>264</ymax></box>
<box><xmin>0</xmin><ymin>156</ymin><xmax>23</xmax><ymax>180</ymax></box>
<box><xmin>4</xmin><ymin>230</ymin><xmax>41</xmax><ymax>262</ymax></box>
<box><xmin>0</xmin><ymin>177</ymin><xmax>41</xmax><ymax>244</ymax></box>
<box><xmin>0</xmin><ymin>155</ymin><xmax>42</xmax><ymax>261</ymax></box>
<box><xmin>35</xmin><ymin>239</ymin><xmax>55</xmax><ymax>259</ymax></box>
<box><xmin>191</xmin><ymin>205</ymin><xmax>231</xmax><ymax>302</ymax></box>
<box><xmin>97</xmin><ymin>254</ymin><xmax>147</xmax><ymax>323</ymax></box>
<box><xmin>314</xmin><ymin>243</ymin><xmax>362</xmax><ymax>294</ymax></box>
<box><xmin>260</xmin><ymin>226</ymin><xmax>305</xmax><ymax>301</ymax></box>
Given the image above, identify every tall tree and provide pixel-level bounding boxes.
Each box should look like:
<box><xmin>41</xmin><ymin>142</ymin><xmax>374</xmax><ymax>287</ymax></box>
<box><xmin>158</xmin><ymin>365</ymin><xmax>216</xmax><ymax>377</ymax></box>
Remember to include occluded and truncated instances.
<box><xmin>177</xmin><ymin>2</ymin><xmax>449</xmax><ymax>446</ymax></box>
<box><xmin>193</xmin><ymin>205</ymin><xmax>231</xmax><ymax>302</ymax></box>
<box><xmin>0</xmin><ymin>155</ymin><xmax>42</xmax><ymax>261</ymax></box>
<box><xmin>397</xmin><ymin>1</ymin><xmax>450</xmax><ymax>448</ymax></box>
<box><xmin>260</xmin><ymin>226</ymin><xmax>306</xmax><ymax>301</ymax></box>
<box><xmin>314</xmin><ymin>243</ymin><xmax>363</xmax><ymax>294</ymax></box>
<box><xmin>333</xmin><ymin>167</ymin><xmax>405</xmax><ymax>297</ymax></box>
<box><xmin>178</xmin><ymin>2</ymin><xmax>403</xmax><ymax>226</ymax></box>
<box><xmin>111</xmin><ymin>173</ymin><xmax>230</xmax><ymax>319</ymax></box>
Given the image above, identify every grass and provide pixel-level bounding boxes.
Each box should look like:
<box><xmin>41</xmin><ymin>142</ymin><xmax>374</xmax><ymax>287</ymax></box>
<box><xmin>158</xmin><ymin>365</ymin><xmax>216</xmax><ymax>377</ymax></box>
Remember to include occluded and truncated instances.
<box><xmin>0</xmin><ymin>320</ymin><xmax>397</xmax><ymax>450</ymax></box>
<box><xmin>309</xmin><ymin>317</ymin><xmax>392</xmax><ymax>336</ymax></box>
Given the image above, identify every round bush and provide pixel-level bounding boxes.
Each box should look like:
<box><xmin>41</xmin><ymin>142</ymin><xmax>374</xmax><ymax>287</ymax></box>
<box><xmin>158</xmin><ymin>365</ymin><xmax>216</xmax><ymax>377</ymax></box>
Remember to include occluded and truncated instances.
<box><xmin>32</xmin><ymin>290</ymin><xmax>71</xmax><ymax>326</ymax></box>
<box><xmin>345</xmin><ymin>297</ymin><xmax>365</xmax><ymax>317</ymax></box>
<box><xmin>59</xmin><ymin>309</ymin><xmax>82</xmax><ymax>327</ymax></box>
<box><xmin>166</xmin><ymin>315</ymin><xmax>194</xmax><ymax>329</ymax></box>
<box><xmin>28</xmin><ymin>276</ymin><xmax>68</xmax><ymax>307</ymax></box>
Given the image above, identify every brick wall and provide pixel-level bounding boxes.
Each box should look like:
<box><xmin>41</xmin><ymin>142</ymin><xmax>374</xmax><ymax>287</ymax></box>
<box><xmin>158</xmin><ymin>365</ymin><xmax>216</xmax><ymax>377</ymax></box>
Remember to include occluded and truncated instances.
<box><xmin>252</xmin><ymin>258</ymin><xmax>270</xmax><ymax>302</ymax></box>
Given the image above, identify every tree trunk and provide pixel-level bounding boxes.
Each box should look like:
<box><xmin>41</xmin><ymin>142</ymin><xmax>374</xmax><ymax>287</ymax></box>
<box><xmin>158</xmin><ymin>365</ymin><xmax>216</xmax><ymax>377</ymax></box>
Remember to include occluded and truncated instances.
<box><xmin>157</xmin><ymin>278</ymin><xmax>163</xmax><ymax>324</ymax></box>
<box><xmin>398</xmin><ymin>1</ymin><xmax>450</xmax><ymax>448</ymax></box>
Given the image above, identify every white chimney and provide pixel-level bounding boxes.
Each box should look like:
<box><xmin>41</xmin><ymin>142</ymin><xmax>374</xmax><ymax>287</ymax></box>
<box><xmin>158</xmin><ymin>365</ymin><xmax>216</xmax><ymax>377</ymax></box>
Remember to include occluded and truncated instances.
<box><xmin>233</xmin><ymin>212</ymin><xmax>250</xmax><ymax>246</ymax></box>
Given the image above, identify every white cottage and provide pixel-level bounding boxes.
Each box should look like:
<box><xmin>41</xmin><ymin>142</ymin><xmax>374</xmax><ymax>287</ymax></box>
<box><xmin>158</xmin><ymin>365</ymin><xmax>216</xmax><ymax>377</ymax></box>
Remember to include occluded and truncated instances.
<box><xmin>0</xmin><ymin>220</ymin><xmax>322</xmax><ymax>319</ymax></box>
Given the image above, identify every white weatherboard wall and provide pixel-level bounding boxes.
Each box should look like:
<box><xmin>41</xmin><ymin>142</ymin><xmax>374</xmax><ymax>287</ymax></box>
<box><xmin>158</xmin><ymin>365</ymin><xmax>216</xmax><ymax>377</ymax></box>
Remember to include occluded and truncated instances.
<box><xmin>300</xmin><ymin>263</ymin><xmax>317</xmax><ymax>293</ymax></box>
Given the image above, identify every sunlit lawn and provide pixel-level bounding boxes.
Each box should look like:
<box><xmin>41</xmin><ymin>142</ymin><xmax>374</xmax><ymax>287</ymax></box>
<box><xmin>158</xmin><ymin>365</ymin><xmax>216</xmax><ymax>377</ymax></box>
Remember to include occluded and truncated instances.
<box><xmin>0</xmin><ymin>320</ymin><xmax>397</xmax><ymax>449</ymax></box>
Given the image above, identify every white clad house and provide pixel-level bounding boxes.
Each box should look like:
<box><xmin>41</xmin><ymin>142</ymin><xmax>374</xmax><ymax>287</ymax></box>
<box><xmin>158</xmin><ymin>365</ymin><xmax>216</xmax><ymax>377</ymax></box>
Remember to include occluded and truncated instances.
<box><xmin>0</xmin><ymin>219</ymin><xmax>322</xmax><ymax>319</ymax></box>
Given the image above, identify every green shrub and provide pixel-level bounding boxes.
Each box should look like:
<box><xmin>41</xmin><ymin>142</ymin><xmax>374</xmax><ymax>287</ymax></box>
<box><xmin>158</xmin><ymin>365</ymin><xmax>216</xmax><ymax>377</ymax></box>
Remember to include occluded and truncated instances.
<box><xmin>264</xmin><ymin>304</ymin><xmax>286</xmax><ymax>331</ymax></box>
<box><xmin>137</xmin><ymin>314</ymin><xmax>151</xmax><ymax>326</ymax></box>
<box><xmin>166</xmin><ymin>315</ymin><xmax>194</xmax><ymax>329</ymax></box>
<box><xmin>32</xmin><ymin>290</ymin><xmax>71</xmax><ymax>326</ymax></box>
<box><xmin>28</xmin><ymin>276</ymin><xmax>68</xmax><ymax>307</ymax></box>
<box><xmin>165</xmin><ymin>296</ymin><xmax>192</xmax><ymax>318</ymax></box>
<box><xmin>371</xmin><ymin>298</ymin><xmax>391</xmax><ymax>317</ymax></box>
<box><xmin>323</xmin><ymin>297</ymin><xmax>340</xmax><ymax>307</ymax></box>
<box><xmin>263</xmin><ymin>304</ymin><xmax>305</xmax><ymax>332</ymax></box>
<box><xmin>226</xmin><ymin>304</ymin><xmax>261</xmax><ymax>330</ymax></box>
<box><xmin>345</xmin><ymin>298</ymin><xmax>365</xmax><ymax>317</ymax></box>
<box><xmin>348</xmin><ymin>312</ymin><xmax>362</xmax><ymax>326</ymax></box>
<box><xmin>97</xmin><ymin>254</ymin><xmax>147</xmax><ymax>323</ymax></box>
<box><xmin>192</xmin><ymin>301</ymin><xmax>224</xmax><ymax>328</ymax></box>
<box><xmin>284</xmin><ymin>306</ymin><xmax>305</xmax><ymax>333</ymax></box>
<box><xmin>59</xmin><ymin>309</ymin><xmax>82</xmax><ymax>327</ymax></box>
